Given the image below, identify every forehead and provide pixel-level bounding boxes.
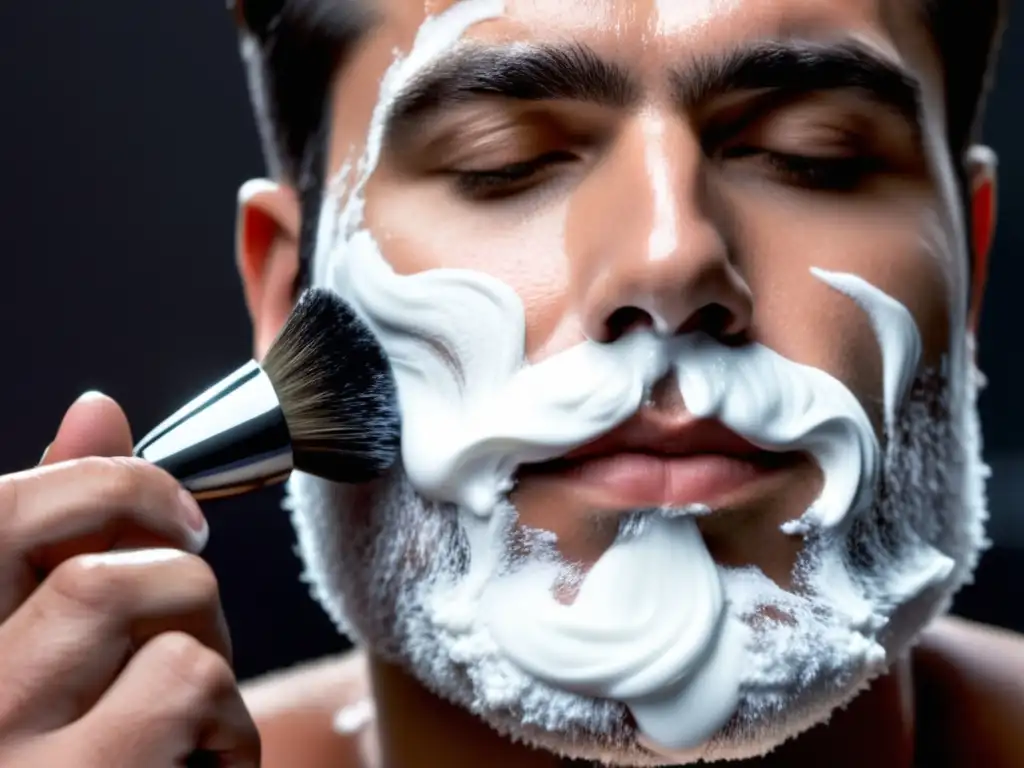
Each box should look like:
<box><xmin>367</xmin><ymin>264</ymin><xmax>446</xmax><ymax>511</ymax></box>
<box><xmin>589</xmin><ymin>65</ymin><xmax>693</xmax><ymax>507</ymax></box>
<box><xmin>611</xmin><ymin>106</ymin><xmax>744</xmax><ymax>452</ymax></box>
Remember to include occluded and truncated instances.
<box><xmin>372</xmin><ymin>0</ymin><xmax>927</xmax><ymax>64</ymax></box>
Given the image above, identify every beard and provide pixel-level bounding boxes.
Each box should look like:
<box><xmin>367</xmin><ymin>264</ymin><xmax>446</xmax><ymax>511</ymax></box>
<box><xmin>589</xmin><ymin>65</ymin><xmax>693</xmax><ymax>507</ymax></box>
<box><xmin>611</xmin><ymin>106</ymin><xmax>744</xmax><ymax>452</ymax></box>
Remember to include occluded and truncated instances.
<box><xmin>284</xmin><ymin>354</ymin><xmax>988</xmax><ymax>765</ymax></box>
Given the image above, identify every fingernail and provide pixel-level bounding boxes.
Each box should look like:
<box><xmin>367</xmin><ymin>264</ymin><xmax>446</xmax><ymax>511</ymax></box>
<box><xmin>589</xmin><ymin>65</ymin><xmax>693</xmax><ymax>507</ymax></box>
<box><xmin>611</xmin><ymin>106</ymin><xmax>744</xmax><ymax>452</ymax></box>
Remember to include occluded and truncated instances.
<box><xmin>38</xmin><ymin>442</ymin><xmax>52</xmax><ymax>465</ymax></box>
<box><xmin>77</xmin><ymin>390</ymin><xmax>107</xmax><ymax>404</ymax></box>
<box><xmin>178</xmin><ymin>489</ymin><xmax>210</xmax><ymax>552</ymax></box>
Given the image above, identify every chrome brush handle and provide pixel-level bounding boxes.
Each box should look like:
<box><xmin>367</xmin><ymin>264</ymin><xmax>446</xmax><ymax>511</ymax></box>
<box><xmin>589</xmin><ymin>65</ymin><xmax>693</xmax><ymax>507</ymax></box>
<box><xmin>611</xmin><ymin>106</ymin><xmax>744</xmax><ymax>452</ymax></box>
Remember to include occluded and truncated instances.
<box><xmin>134</xmin><ymin>360</ymin><xmax>294</xmax><ymax>500</ymax></box>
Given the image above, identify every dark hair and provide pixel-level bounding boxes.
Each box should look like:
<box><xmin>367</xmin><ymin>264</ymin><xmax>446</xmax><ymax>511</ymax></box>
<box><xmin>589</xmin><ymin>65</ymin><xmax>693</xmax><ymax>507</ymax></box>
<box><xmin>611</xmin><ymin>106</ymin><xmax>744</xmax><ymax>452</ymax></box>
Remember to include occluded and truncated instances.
<box><xmin>925</xmin><ymin>0</ymin><xmax>1008</xmax><ymax>158</ymax></box>
<box><xmin>234</xmin><ymin>0</ymin><xmax>1007</xmax><ymax>275</ymax></box>
<box><xmin>234</xmin><ymin>0</ymin><xmax>371</xmax><ymax>279</ymax></box>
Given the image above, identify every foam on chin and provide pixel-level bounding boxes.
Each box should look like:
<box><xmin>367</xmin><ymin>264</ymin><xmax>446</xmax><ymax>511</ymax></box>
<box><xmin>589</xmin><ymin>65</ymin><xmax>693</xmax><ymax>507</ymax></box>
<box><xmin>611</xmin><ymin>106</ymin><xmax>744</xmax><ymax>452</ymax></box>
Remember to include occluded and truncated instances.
<box><xmin>482</xmin><ymin>515</ymin><xmax>748</xmax><ymax>751</ymax></box>
<box><xmin>285</xmin><ymin>361</ymin><xmax>988</xmax><ymax>764</ymax></box>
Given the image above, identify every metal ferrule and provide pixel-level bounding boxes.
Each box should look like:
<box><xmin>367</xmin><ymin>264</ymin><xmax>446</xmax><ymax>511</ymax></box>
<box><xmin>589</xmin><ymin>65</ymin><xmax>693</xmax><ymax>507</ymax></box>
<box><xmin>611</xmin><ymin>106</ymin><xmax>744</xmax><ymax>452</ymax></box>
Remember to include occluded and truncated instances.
<box><xmin>134</xmin><ymin>360</ymin><xmax>294</xmax><ymax>500</ymax></box>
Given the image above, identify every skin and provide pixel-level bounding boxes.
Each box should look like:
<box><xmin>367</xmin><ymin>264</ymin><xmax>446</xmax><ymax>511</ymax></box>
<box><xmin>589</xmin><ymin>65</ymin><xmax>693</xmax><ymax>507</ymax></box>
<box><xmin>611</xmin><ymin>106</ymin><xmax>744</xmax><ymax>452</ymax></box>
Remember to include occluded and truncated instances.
<box><xmin>0</xmin><ymin>393</ymin><xmax>260</xmax><ymax>766</ymax></box>
<box><xmin>236</xmin><ymin>0</ymin><xmax>1023</xmax><ymax>766</ymax></box>
<box><xmin>0</xmin><ymin>0</ymin><xmax>1016</xmax><ymax>767</ymax></box>
<box><xmin>250</xmin><ymin>0</ymin><xmax>974</xmax><ymax>591</ymax></box>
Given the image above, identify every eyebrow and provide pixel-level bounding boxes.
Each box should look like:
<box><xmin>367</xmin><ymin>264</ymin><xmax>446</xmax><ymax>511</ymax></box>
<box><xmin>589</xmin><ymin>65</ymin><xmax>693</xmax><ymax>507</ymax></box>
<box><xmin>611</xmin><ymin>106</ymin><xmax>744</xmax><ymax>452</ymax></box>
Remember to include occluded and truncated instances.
<box><xmin>383</xmin><ymin>38</ymin><xmax>922</xmax><ymax>146</ymax></box>
<box><xmin>672</xmin><ymin>40</ymin><xmax>922</xmax><ymax>125</ymax></box>
<box><xmin>385</xmin><ymin>42</ymin><xmax>637</xmax><ymax>138</ymax></box>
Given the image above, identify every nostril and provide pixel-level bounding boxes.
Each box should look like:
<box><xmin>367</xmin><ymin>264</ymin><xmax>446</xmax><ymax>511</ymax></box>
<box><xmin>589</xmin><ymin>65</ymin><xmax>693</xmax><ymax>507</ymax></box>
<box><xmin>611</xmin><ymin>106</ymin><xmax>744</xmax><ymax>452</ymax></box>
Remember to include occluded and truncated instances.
<box><xmin>605</xmin><ymin>306</ymin><xmax>653</xmax><ymax>341</ymax></box>
<box><xmin>602</xmin><ymin>302</ymin><xmax>746</xmax><ymax>343</ymax></box>
<box><xmin>678</xmin><ymin>303</ymin><xmax>738</xmax><ymax>339</ymax></box>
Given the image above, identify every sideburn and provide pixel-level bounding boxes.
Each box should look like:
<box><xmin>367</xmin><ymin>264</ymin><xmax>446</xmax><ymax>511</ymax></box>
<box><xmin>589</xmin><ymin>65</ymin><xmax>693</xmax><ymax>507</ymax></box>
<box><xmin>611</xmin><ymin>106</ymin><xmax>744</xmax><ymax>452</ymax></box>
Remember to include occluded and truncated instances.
<box><xmin>294</xmin><ymin>110</ymin><xmax>332</xmax><ymax>294</ymax></box>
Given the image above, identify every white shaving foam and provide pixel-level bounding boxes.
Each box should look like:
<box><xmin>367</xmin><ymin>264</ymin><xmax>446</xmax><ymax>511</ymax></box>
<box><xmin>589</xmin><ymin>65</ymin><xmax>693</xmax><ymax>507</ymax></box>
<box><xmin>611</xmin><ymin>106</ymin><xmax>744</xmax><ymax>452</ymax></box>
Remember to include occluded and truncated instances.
<box><xmin>283</xmin><ymin>1</ymin><xmax>990</xmax><ymax>761</ymax></box>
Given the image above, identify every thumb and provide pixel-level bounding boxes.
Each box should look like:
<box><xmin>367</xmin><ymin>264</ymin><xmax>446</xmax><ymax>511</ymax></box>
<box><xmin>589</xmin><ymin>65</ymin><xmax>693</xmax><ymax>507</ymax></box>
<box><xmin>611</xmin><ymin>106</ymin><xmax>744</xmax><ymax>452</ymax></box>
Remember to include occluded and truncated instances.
<box><xmin>40</xmin><ymin>391</ymin><xmax>134</xmax><ymax>465</ymax></box>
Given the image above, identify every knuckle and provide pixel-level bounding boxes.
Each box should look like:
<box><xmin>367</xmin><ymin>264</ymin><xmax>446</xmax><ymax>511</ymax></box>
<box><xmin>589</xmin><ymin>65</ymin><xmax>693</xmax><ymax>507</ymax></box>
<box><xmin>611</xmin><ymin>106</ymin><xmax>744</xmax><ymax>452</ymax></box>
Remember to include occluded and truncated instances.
<box><xmin>152</xmin><ymin>632</ymin><xmax>235</xmax><ymax>697</ymax></box>
<box><xmin>0</xmin><ymin>473</ymin><xmax>21</xmax><ymax>543</ymax></box>
<box><xmin>0</xmin><ymin>458</ymin><xmax>178</xmax><ymax>547</ymax></box>
<box><xmin>46</xmin><ymin>555</ymin><xmax>124</xmax><ymax>613</ymax></box>
<box><xmin>177</xmin><ymin>554</ymin><xmax>221</xmax><ymax>608</ymax></box>
<box><xmin>81</xmin><ymin>456</ymin><xmax>156</xmax><ymax>509</ymax></box>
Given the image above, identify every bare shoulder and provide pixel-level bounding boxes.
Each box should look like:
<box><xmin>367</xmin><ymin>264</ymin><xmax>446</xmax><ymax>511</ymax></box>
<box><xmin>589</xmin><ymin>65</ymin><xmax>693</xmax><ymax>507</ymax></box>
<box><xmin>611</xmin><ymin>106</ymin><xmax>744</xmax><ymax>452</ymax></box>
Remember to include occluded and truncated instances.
<box><xmin>915</xmin><ymin>616</ymin><xmax>1024</xmax><ymax>767</ymax></box>
<box><xmin>919</xmin><ymin>614</ymin><xmax>1024</xmax><ymax>688</ymax></box>
<box><xmin>242</xmin><ymin>650</ymin><xmax>376</xmax><ymax>768</ymax></box>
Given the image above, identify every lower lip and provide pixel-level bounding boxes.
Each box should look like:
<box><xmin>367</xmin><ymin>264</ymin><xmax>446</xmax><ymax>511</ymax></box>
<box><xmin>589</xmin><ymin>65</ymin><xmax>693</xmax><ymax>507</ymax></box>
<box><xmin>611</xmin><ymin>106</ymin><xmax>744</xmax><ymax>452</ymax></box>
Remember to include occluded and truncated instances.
<box><xmin>530</xmin><ymin>453</ymin><xmax>789</xmax><ymax>509</ymax></box>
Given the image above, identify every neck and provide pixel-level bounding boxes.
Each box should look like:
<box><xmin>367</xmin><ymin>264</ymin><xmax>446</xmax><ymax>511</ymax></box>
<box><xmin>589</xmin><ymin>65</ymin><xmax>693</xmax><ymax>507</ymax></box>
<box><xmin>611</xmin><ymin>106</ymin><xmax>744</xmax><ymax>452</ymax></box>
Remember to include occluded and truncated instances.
<box><xmin>368</xmin><ymin>654</ymin><xmax>917</xmax><ymax>768</ymax></box>
<box><xmin>729</xmin><ymin>655</ymin><xmax>917</xmax><ymax>768</ymax></box>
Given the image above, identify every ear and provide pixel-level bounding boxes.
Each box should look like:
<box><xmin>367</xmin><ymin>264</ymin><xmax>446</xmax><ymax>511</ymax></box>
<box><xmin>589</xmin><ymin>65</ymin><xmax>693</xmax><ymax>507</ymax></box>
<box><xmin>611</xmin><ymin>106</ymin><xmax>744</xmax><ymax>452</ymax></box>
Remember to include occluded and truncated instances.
<box><xmin>236</xmin><ymin>179</ymin><xmax>302</xmax><ymax>360</ymax></box>
<box><xmin>965</xmin><ymin>145</ymin><xmax>998</xmax><ymax>334</ymax></box>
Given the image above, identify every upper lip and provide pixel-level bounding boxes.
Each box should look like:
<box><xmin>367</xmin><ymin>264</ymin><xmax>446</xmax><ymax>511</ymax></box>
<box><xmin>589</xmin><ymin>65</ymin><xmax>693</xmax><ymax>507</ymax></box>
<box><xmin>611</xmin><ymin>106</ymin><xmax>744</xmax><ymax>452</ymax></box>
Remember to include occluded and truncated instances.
<box><xmin>524</xmin><ymin>410</ymin><xmax>770</xmax><ymax>472</ymax></box>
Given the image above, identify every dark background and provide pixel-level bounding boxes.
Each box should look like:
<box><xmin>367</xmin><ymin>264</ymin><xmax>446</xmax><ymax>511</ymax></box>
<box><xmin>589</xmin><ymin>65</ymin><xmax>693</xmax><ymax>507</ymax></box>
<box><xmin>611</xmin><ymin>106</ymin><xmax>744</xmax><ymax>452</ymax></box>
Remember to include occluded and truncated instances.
<box><xmin>0</xmin><ymin>3</ymin><xmax>1020</xmax><ymax>683</ymax></box>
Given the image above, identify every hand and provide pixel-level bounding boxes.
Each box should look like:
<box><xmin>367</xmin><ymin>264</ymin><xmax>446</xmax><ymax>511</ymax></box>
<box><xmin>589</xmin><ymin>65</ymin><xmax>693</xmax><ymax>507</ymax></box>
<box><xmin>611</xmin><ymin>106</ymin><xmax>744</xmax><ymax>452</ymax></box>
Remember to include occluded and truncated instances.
<box><xmin>0</xmin><ymin>392</ymin><xmax>260</xmax><ymax>767</ymax></box>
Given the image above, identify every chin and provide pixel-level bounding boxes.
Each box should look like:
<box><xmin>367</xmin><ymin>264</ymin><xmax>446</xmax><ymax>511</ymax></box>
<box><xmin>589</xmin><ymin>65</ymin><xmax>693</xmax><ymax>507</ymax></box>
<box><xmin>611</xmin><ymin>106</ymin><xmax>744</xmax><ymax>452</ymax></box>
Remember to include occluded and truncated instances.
<box><xmin>283</xmin><ymin>362</ymin><xmax>989</xmax><ymax>766</ymax></box>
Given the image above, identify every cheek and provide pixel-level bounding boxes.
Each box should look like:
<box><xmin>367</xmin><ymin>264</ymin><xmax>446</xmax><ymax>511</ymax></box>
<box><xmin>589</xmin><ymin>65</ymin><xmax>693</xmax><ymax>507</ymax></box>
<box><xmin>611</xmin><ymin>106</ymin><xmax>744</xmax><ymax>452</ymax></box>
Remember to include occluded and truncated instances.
<box><xmin>363</xmin><ymin>176</ymin><xmax>579</xmax><ymax>355</ymax></box>
<box><xmin>734</xmin><ymin>190</ymin><xmax>954</xmax><ymax>424</ymax></box>
<box><xmin>357</xmin><ymin>170</ymin><xmax>956</xmax><ymax>428</ymax></box>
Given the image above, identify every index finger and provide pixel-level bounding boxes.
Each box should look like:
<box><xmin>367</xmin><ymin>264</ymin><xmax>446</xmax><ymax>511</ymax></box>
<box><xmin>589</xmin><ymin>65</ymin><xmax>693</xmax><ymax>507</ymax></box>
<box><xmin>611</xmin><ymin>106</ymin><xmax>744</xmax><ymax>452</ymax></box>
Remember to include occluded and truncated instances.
<box><xmin>0</xmin><ymin>457</ymin><xmax>208</xmax><ymax>620</ymax></box>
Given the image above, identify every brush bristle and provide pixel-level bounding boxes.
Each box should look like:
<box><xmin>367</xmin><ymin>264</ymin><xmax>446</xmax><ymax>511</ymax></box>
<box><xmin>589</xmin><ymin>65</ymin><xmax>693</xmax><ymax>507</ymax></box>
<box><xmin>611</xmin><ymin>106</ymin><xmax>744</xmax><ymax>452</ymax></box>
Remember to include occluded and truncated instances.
<box><xmin>262</xmin><ymin>288</ymin><xmax>400</xmax><ymax>484</ymax></box>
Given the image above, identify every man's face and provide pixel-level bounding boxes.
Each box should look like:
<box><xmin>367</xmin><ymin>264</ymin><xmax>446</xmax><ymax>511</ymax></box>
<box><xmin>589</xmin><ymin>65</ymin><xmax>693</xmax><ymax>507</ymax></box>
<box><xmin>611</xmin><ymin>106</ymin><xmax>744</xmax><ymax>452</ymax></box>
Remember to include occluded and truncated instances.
<box><xmin>277</xmin><ymin>0</ymin><xmax>992</xmax><ymax>763</ymax></box>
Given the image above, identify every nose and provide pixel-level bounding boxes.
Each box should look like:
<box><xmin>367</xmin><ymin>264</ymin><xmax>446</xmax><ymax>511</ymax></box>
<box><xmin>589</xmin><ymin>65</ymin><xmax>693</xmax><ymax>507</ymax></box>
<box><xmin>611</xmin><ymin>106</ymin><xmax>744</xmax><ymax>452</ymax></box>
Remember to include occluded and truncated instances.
<box><xmin>570</xmin><ymin>115</ymin><xmax>753</xmax><ymax>343</ymax></box>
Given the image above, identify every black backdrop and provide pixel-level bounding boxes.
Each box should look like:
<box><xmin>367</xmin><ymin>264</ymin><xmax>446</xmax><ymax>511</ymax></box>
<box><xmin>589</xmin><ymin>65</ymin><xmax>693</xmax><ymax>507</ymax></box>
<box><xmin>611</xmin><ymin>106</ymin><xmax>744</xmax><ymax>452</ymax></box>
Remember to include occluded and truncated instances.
<box><xmin>0</xmin><ymin>3</ymin><xmax>1021</xmax><ymax>682</ymax></box>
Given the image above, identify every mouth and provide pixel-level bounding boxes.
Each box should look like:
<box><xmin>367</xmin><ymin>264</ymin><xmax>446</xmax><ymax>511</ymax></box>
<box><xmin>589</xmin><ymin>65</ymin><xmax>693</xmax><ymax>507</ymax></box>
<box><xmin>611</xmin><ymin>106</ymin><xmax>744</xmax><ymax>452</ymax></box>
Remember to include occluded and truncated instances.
<box><xmin>517</xmin><ymin>413</ymin><xmax>801</xmax><ymax>512</ymax></box>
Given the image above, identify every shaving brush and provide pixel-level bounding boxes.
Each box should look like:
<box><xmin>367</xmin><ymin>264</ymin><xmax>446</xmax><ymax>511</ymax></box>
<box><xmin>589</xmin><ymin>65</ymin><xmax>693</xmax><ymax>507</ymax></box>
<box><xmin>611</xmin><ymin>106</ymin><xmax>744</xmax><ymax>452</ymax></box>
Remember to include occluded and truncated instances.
<box><xmin>134</xmin><ymin>288</ymin><xmax>400</xmax><ymax>499</ymax></box>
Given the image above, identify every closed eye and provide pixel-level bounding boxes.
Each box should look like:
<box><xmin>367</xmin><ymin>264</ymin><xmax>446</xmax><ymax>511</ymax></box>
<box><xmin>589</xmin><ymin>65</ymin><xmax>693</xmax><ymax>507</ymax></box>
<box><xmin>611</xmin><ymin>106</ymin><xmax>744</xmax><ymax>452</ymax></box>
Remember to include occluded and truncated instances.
<box><xmin>451</xmin><ymin>150</ymin><xmax>578</xmax><ymax>200</ymax></box>
<box><xmin>721</xmin><ymin>147</ymin><xmax>884</xmax><ymax>192</ymax></box>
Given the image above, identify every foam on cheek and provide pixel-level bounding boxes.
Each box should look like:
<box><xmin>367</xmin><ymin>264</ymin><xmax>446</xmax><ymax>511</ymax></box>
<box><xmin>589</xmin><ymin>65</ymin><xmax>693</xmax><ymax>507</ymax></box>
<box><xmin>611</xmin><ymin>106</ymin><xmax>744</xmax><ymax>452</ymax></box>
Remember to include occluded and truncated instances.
<box><xmin>810</xmin><ymin>269</ymin><xmax>923</xmax><ymax>442</ymax></box>
<box><xmin>313</xmin><ymin>0</ymin><xmax>507</xmax><ymax>287</ymax></box>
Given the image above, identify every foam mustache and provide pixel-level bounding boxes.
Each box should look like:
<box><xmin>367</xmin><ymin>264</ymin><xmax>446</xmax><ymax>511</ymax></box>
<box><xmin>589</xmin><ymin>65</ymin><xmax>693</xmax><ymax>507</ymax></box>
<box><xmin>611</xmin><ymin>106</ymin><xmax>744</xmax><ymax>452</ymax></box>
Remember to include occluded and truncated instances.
<box><xmin>330</xmin><ymin>229</ymin><xmax>904</xmax><ymax>539</ymax></box>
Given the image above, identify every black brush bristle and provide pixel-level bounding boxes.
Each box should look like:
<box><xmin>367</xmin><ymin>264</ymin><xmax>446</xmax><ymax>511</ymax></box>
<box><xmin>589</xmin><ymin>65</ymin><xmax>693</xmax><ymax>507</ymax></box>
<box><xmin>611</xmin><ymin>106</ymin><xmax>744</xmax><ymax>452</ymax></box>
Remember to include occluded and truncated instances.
<box><xmin>262</xmin><ymin>288</ymin><xmax>400</xmax><ymax>484</ymax></box>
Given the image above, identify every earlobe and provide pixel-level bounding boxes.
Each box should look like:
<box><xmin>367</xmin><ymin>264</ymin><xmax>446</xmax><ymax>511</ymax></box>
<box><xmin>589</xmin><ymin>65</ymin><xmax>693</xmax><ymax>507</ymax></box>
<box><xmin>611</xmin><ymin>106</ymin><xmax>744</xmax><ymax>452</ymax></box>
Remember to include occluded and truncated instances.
<box><xmin>236</xmin><ymin>178</ymin><xmax>302</xmax><ymax>358</ymax></box>
<box><xmin>965</xmin><ymin>146</ymin><xmax>998</xmax><ymax>334</ymax></box>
